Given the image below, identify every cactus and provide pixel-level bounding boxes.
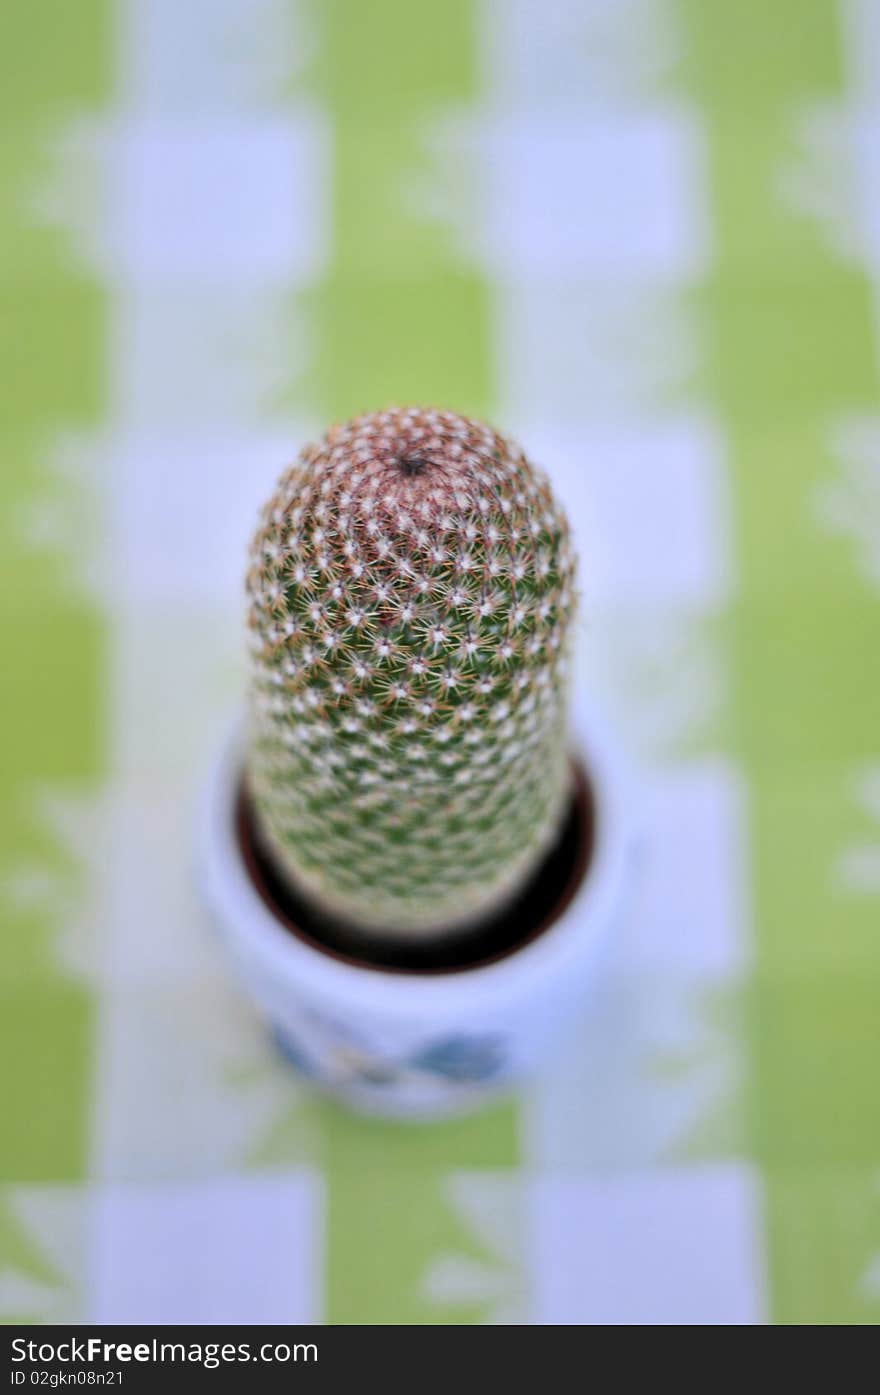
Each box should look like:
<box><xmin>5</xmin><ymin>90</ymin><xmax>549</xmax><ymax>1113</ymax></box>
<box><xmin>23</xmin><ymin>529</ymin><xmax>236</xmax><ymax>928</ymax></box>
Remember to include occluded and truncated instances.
<box><xmin>246</xmin><ymin>407</ymin><xmax>577</xmax><ymax>940</ymax></box>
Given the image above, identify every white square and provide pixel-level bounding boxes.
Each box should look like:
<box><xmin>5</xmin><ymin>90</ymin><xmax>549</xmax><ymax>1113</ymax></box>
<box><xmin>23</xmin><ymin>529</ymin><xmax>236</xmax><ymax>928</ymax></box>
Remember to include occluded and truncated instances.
<box><xmin>0</xmin><ymin>1187</ymin><xmax>89</xmax><ymax>1324</ymax></box>
<box><xmin>112</xmin><ymin>426</ymin><xmax>312</xmax><ymax>606</ymax></box>
<box><xmin>620</xmin><ymin>759</ymin><xmax>751</xmax><ymax>976</ymax></box>
<box><xmin>119</xmin><ymin>0</ymin><xmax>299</xmax><ymax>114</ymax></box>
<box><xmin>91</xmin><ymin>980</ymin><xmax>319</xmax><ymax>1179</ymax></box>
<box><xmin>521</xmin><ymin>416</ymin><xmax>733</xmax><ymax>606</ymax></box>
<box><xmin>111</xmin><ymin>607</ymin><xmax>241</xmax><ymax>782</ymax></box>
<box><xmin>493</xmin><ymin>281</ymin><xmax>697</xmax><ymax>424</ymax></box>
<box><xmin>569</xmin><ymin>606</ymin><xmax>725</xmax><ymax>766</ymax></box>
<box><xmin>479</xmin><ymin>0</ymin><xmax>678</xmax><ymax>108</ymax></box>
<box><xmin>89</xmin><ymin>1176</ymin><xmax>322</xmax><ymax>1323</ymax></box>
<box><xmin>113</xmin><ymin>116</ymin><xmax>329</xmax><ymax>284</ymax></box>
<box><xmin>522</xmin><ymin>969</ymin><xmax>746</xmax><ymax>1170</ymax></box>
<box><xmin>851</xmin><ymin>113</ymin><xmax>880</xmax><ymax>273</ymax></box>
<box><xmin>840</xmin><ymin>5</ymin><xmax>880</xmax><ymax>285</ymax></box>
<box><xmin>481</xmin><ymin>109</ymin><xmax>708</xmax><ymax>281</ymax></box>
<box><xmin>112</xmin><ymin>289</ymin><xmax>307</xmax><ymax>430</ymax></box>
<box><xmin>103</xmin><ymin>784</ymin><xmax>223</xmax><ymax>983</ymax></box>
<box><xmin>528</xmin><ymin>1167</ymin><xmax>765</xmax><ymax>1324</ymax></box>
<box><xmin>842</xmin><ymin>0</ymin><xmax>880</xmax><ymax>106</ymax></box>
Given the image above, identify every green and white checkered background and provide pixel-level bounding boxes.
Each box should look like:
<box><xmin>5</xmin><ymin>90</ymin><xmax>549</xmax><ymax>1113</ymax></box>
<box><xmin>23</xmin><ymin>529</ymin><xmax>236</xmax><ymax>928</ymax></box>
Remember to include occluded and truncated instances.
<box><xmin>2</xmin><ymin>0</ymin><xmax>879</xmax><ymax>1324</ymax></box>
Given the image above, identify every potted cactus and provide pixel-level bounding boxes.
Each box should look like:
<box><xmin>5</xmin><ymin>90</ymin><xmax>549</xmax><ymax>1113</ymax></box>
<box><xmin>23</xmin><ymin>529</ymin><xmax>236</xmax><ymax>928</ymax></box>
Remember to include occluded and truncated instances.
<box><xmin>201</xmin><ymin>408</ymin><xmax>629</xmax><ymax>1117</ymax></box>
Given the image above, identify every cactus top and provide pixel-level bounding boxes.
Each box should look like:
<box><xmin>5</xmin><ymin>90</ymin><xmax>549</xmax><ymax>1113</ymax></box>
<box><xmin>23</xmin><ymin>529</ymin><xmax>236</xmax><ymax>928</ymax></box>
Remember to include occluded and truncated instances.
<box><xmin>246</xmin><ymin>407</ymin><xmax>577</xmax><ymax>939</ymax></box>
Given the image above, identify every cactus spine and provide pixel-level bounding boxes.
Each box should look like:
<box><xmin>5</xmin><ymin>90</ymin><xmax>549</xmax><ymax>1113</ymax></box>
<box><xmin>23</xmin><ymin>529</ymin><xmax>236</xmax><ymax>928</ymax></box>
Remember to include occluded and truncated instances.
<box><xmin>246</xmin><ymin>407</ymin><xmax>577</xmax><ymax>940</ymax></box>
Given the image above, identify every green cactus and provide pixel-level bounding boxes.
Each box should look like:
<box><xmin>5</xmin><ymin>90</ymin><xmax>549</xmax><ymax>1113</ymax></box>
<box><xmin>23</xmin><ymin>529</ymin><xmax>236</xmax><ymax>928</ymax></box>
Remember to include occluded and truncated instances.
<box><xmin>246</xmin><ymin>407</ymin><xmax>577</xmax><ymax>940</ymax></box>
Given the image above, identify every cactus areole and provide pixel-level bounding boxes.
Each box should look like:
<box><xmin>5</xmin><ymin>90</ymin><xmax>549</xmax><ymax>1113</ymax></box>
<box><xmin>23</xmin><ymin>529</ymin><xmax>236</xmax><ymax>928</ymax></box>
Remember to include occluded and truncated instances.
<box><xmin>246</xmin><ymin>408</ymin><xmax>578</xmax><ymax>944</ymax></box>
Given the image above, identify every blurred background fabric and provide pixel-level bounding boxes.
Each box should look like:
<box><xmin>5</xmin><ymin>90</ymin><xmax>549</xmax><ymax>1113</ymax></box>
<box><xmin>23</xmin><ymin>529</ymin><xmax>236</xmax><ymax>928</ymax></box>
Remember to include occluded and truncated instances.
<box><xmin>1</xmin><ymin>0</ymin><xmax>879</xmax><ymax>1324</ymax></box>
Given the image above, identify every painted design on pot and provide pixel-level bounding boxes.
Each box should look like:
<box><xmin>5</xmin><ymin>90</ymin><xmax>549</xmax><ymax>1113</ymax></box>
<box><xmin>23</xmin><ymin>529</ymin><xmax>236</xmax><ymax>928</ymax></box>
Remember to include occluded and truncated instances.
<box><xmin>271</xmin><ymin>1013</ymin><xmax>507</xmax><ymax>1091</ymax></box>
<box><xmin>246</xmin><ymin>407</ymin><xmax>577</xmax><ymax>944</ymax></box>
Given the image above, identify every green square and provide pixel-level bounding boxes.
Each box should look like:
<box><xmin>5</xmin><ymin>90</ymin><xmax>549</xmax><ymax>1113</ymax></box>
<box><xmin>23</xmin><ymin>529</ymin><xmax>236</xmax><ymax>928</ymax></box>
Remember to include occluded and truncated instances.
<box><xmin>763</xmin><ymin>1170</ymin><xmax>880</xmax><ymax>1325</ymax></box>
<box><xmin>0</xmin><ymin>284</ymin><xmax>105</xmax><ymax>429</ymax></box>
<box><xmin>703</xmin><ymin>113</ymin><xmax>848</xmax><ymax>274</ymax></box>
<box><xmin>305</xmin><ymin>275</ymin><xmax>491</xmax><ymax>422</ymax></box>
<box><xmin>326</xmin><ymin>1168</ymin><xmax>516</xmax><ymax>1324</ymax></box>
<box><xmin>319</xmin><ymin>0</ymin><xmax>477</xmax><ymax>116</ymax></box>
<box><xmin>0</xmin><ymin>982</ymin><xmax>92</xmax><ymax>1181</ymax></box>
<box><xmin>322</xmin><ymin>1098</ymin><xmax>518</xmax><ymax>1322</ymax></box>
<box><xmin>0</xmin><ymin>790</ymin><xmax>82</xmax><ymax>980</ymax></box>
<box><xmin>2</xmin><ymin>609</ymin><xmax>105</xmax><ymax>781</ymax></box>
<box><xmin>681</xmin><ymin>0</ymin><xmax>843</xmax><ymax>107</ymax></box>
<box><xmin>332</xmin><ymin>123</ymin><xmax>468</xmax><ymax>279</ymax></box>
<box><xmin>0</xmin><ymin>431</ymin><xmax>83</xmax><ymax>606</ymax></box>
<box><xmin>698</xmin><ymin>279</ymin><xmax>877</xmax><ymax>425</ymax></box>
<box><xmin>0</xmin><ymin>0</ymin><xmax>111</xmax><ymax>118</ymax></box>
<box><xmin>321</xmin><ymin>1094</ymin><xmax>517</xmax><ymax>1173</ymax></box>
<box><xmin>748</xmin><ymin>776</ymin><xmax>880</xmax><ymax>972</ymax></box>
<box><xmin>0</xmin><ymin>127</ymin><xmax>104</xmax><ymax>286</ymax></box>
<box><xmin>750</xmin><ymin>971</ymin><xmax>880</xmax><ymax>1168</ymax></box>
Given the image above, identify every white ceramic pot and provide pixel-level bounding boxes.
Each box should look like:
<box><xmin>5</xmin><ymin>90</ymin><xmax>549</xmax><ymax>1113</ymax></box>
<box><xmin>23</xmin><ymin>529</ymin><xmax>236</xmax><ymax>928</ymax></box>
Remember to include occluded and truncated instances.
<box><xmin>199</xmin><ymin>701</ymin><xmax>632</xmax><ymax>1119</ymax></box>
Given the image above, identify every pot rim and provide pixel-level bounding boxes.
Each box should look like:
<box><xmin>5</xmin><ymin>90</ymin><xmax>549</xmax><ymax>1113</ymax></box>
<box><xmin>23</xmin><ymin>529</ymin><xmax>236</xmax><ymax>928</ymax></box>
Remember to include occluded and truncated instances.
<box><xmin>199</xmin><ymin>699</ymin><xmax>633</xmax><ymax>1016</ymax></box>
